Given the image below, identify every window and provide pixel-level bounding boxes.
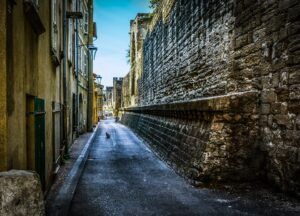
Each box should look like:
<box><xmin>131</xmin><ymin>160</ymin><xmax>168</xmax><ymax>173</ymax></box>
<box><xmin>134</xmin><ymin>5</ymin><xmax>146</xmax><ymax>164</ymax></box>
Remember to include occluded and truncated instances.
<box><xmin>51</xmin><ymin>0</ymin><xmax>58</xmax><ymax>53</ymax></box>
<box><xmin>78</xmin><ymin>46</ymin><xmax>82</xmax><ymax>72</ymax></box>
<box><xmin>84</xmin><ymin>13</ymin><xmax>88</xmax><ymax>34</ymax></box>
<box><xmin>83</xmin><ymin>51</ymin><xmax>88</xmax><ymax>76</ymax></box>
<box><xmin>68</xmin><ymin>21</ymin><xmax>73</xmax><ymax>61</ymax></box>
<box><xmin>81</xmin><ymin>50</ymin><xmax>84</xmax><ymax>73</ymax></box>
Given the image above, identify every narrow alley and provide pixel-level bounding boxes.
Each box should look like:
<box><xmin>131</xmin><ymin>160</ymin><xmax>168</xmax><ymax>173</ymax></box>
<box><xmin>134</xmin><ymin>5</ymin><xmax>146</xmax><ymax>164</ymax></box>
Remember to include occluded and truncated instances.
<box><xmin>67</xmin><ymin>119</ymin><xmax>298</xmax><ymax>216</ymax></box>
<box><xmin>1</xmin><ymin>0</ymin><xmax>300</xmax><ymax>215</ymax></box>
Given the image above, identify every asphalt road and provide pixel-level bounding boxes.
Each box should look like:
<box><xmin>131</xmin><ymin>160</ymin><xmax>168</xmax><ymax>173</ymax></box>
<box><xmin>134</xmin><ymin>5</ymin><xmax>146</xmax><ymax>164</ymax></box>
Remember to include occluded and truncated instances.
<box><xmin>68</xmin><ymin>119</ymin><xmax>298</xmax><ymax>216</ymax></box>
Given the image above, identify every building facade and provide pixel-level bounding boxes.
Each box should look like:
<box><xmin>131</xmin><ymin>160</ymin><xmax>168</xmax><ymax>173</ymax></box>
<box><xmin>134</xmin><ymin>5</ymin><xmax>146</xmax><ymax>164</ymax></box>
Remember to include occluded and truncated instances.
<box><xmin>103</xmin><ymin>86</ymin><xmax>113</xmax><ymax>117</ymax></box>
<box><xmin>93</xmin><ymin>74</ymin><xmax>104</xmax><ymax>124</ymax></box>
<box><xmin>127</xmin><ymin>14</ymin><xmax>152</xmax><ymax>107</ymax></box>
<box><xmin>0</xmin><ymin>0</ymin><xmax>97</xmax><ymax>192</ymax></box>
<box><xmin>112</xmin><ymin>77</ymin><xmax>123</xmax><ymax>116</ymax></box>
<box><xmin>121</xmin><ymin>72</ymin><xmax>131</xmax><ymax>108</ymax></box>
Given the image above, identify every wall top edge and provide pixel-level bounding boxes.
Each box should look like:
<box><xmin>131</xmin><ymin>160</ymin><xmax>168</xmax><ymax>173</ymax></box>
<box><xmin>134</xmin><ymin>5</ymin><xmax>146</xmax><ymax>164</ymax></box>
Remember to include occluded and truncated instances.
<box><xmin>121</xmin><ymin>91</ymin><xmax>259</xmax><ymax>112</ymax></box>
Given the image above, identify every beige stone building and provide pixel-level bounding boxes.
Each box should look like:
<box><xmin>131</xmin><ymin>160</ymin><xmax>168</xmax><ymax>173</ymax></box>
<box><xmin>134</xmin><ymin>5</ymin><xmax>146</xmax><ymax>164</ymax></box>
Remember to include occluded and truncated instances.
<box><xmin>103</xmin><ymin>86</ymin><xmax>114</xmax><ymax>117</ymax></box>
<box><xmin>126</xmin><ymin>13</ymin><xmax>151</xmax><ymax>107</ymax></box>
<box><xmin>121</xmin><ymin>72</ymin><xmax>131</xmax><ymax>108</ymax></box>
<box><xmin>112</xmin><ymin>78</ymin><xmax>123</xmax><ymax>116</ymax></box>
<box><xmin>0</xmin><ymin>0</ymin><xmax>96</xmax><ymax>192</ymax></box>
<box><xmin>73</xmin><ymin>0</ymin><xmax>90</xmax><ymax>135</ymax></box>
<box><xmin>93</xmin><ymin>74</ymin><xmax>104</xmax><ymax>124</ymax></box>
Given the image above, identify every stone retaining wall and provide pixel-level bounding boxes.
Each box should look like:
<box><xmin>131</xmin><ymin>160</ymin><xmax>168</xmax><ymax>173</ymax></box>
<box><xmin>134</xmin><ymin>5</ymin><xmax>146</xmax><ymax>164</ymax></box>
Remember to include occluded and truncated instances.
<box><xmin>121</xmin><ymin>91</ymin><xmax>262</xmax><ymax>184</ymax></box>
<box><xmin>122</xmin><ymin>0</ymin><xmax>300</xmax><ymax>195</ymax></box>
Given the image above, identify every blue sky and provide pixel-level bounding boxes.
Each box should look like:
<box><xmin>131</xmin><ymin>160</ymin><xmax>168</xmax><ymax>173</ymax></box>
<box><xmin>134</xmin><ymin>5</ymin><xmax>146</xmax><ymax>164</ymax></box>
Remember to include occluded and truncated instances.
<box><xmin>94</xmin><ymin>0</ymin><xmax>150</xmax><ymax>87</ymax></box>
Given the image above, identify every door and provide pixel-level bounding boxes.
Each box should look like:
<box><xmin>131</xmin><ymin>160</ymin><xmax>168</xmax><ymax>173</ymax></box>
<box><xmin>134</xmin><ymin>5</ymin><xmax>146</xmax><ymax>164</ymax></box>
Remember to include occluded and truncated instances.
<box><xmin>52</xmin><ymin>102</ymin><xmax>61</xmax><ymax>170</ymax></box>
<box><xmin>34</xmin><ymin>97</ymin><xmax>46</xmax><ymax>191</ymax></box>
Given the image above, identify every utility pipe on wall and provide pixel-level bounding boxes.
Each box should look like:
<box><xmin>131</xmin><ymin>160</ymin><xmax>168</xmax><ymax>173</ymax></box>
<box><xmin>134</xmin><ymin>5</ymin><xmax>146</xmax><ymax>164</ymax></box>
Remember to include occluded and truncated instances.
<box><xmin>62</xmin><ymin>0</ymin><xmax>68</xmax><ymax>155</ymax></box>
<box><xmin>76</xmin><ymin>0</ymin><xmax>79</xmax><ymax>137</ymax></box>
<box><xmin>87</xmin><ymin>0</ymin><xmax>94</xmax><ymax>132</ymax></box>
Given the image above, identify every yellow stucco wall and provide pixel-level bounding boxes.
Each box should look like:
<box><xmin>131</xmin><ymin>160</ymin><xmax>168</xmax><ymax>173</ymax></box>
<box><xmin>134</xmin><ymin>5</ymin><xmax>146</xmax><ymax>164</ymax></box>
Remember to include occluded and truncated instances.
<box><xmin>4</xmin><ymin>0</ymin><xmax>63</xmax><ymax>189</ymax></box>
<box><xmin>0</xmin><ymin>0</ymin><xmax>94</xmax><ymax>191</ymax></box>
<box><xmin>37</xmin><ymin>0</ymin><xmax>61</xmax><ymax>186</ymax></box>
<box><xmin>0</xmin><ymin>0</ymin><xmax>8</xmax><ymax>171</ymax></box>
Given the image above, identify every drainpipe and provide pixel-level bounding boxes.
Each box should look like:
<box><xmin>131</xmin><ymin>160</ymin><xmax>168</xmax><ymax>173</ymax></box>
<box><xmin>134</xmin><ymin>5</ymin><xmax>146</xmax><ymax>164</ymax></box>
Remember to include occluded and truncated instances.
<box><xmin>63</xmin><ymin>0</ymin><xmax>68</xmax><ymax>155</ymax></box>
<box><xmin>75</xmin><ymin>0</ymin><xmax>79</xmax><ymax>137</ymax></box>
<box><xmin>87</xmin><ymin>0</ymin><xmax>94</xmax><ymax>132</ymax></box>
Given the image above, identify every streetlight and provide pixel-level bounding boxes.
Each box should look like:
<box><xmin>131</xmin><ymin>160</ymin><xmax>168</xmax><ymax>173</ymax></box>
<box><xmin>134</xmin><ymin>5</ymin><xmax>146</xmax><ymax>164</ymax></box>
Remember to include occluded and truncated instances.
<box><xmin>88</xmin><ymin>45</ymin><xmax>98</xmax><ymax>60</ymax></box>
<box><xmin>96</xmin><ymin>75</ymin><xmax>102</xmax><ymax>85</ymax></box>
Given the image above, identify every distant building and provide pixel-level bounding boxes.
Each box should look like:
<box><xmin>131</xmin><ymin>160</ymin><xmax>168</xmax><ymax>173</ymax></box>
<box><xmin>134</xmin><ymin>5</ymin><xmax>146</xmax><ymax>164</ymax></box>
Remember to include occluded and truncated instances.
<box><xmin>93</xmin><ymin>74</ymin><xmax>104</xmax><ymax>124</ymax></box>
<box><xmin>113</xmin><ymin>77</ymin><xmax>123</xmax><ymax>116</ymax></box>
<box><xmin>128</xmin><ymin>13</ymin><xmax>151</xmax><ymax>107</ymax></box>
<box><xmin>103</xmin><ymin>86</ymin><xmax>113</xmax><ymax>117</ymax></box>
<box><xmin>121</xmin><ymin>72</ymin><xmax>131</xmax><ymax>108</ymax></box>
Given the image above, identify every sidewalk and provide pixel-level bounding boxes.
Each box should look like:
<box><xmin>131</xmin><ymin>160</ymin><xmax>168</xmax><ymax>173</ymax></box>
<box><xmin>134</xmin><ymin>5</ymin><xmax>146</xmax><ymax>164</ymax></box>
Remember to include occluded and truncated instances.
<box><xmin>45</xmin><ymin>128</ymin><xmax>98</xmax><ymax>216</ymax></box>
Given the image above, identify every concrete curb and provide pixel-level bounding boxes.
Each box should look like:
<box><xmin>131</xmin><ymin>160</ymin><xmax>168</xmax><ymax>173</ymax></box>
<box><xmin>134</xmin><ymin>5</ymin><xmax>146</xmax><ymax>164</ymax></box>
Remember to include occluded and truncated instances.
<box><xmin>51</xmin><ymin>124</ymin><xmax>99</xmax><ymax>216</ymax></box>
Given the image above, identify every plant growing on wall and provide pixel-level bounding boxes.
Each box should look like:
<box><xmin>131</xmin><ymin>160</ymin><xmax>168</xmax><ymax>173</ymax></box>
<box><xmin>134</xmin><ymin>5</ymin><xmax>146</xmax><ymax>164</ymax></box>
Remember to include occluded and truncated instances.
<box><xmin>126</xmin><ymin>45</ymin><xmax>130</xmax><ymax>64</ymax></box>
<box><xmin>149</xmin><ymin>0</ymin><xmax>162</xmax><ymax>9</ymax></box>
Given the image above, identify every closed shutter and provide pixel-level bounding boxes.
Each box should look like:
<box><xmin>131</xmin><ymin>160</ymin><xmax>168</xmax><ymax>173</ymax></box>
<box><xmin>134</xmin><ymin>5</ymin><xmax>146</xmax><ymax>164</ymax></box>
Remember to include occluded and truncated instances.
<box><xmin>51</xmin><ymin>0</ymin><xmax>58</xmax><ymax>53</ymax></box>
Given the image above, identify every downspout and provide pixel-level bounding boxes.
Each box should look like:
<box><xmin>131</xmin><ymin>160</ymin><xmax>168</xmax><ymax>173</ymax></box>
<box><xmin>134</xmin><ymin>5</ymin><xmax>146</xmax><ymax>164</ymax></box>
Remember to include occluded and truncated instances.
<box><xmin>75</xmin><ymin>0</ymin><xmax>79</xmax><ymax>137</ymax></box>
<box><xmin>87</xmin><ymin>0</ymin><xmax>94</xmax><ymax>132</ymax></box>
<box><xmin>63</xmin><ymin>0</ymin><xmax>68</xmax><ymax>155</ymax></box>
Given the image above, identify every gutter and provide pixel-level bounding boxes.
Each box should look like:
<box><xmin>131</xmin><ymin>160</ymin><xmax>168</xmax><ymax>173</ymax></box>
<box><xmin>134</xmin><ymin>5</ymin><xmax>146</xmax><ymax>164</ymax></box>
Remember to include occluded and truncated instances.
<box><xmin>50</xmin><ymin>124</ymin><xmax>99</xmax><ymax>216</ymax></box>
<box><xmin>63</xmin><ymin>0</ymin><xmax>68</xmax><ymax>154</ymax></box>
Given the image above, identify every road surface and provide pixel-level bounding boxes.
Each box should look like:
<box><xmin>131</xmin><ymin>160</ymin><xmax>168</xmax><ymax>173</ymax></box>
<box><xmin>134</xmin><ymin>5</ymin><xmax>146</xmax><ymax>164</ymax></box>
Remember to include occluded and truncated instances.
<box><xmin>68</xmin><ymin>119</ymin><xmax>298</xmax><ymax>216</ymax></box>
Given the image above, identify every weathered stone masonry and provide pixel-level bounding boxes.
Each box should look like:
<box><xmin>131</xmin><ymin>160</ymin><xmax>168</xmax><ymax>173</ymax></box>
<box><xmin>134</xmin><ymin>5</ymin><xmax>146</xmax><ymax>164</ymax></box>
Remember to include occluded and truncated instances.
<box><xmin>121</xmin><ymin>0</ymin><xmax>300</xmax><ymax>195</ymax></box>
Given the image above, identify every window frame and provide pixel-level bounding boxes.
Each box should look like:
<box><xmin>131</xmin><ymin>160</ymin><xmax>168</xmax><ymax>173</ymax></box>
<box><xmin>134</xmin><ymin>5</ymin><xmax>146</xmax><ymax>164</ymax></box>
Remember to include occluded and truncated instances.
<box><xmin>51</xmin><ymin>0</ymin><xmax>58</xmax><ymax>55</ymax></box>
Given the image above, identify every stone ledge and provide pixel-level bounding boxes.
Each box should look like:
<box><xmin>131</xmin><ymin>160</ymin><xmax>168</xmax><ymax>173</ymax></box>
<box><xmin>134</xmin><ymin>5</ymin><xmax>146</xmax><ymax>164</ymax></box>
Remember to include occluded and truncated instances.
<box><xmin>120</xmin><ymin>90</ymin><xmax>262</xmax><ymax>185</ymax></box>
<box><xmin>122</xmin><ymin>91</ymin><xmax>259</xmax><ymax>113</ymax></box>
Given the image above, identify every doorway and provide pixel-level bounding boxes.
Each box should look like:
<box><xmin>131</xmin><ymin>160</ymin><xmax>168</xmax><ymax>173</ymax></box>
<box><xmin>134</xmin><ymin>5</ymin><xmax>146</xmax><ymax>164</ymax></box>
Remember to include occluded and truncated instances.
<box><xmin>26</xmin><ymin>95</ymin><xmax>46</xmax><ymax>191</ymax></box>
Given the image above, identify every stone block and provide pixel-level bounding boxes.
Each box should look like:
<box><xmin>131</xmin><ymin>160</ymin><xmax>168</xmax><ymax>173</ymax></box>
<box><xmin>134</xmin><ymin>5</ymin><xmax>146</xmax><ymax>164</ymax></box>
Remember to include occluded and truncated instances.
<box><xmin>235</xmin><ymin>34</ymin><xmax>248</xmax><ymax>49</ymax></box>
<box><xmin>272</xmin><ymin>72</ymin><xmax>280</xmax><ymax>88</ymax></box>
<box><xmin>286</xmin><ymin>130</ymin><xmax>300</xmax><ymax>140</ymax></box>
<box><xmin>268</xmin><ymin>115</ymin><xmax>274</xmax><ymax>127</ymax></box>
<box><xmin>261</xmin><ymin>75</ymin><xmax>272</xmax><ymax>88</ymax></box>
<box><xmin>289</xmin><ymin>84</ymin><xmax>300</xmax><ymax>100</ymax></box>
<box><xmin>288</xmin><ymin>5</ymin><xmax>300</xmax><ymax>21</ymax></box>
<box><xmin>0</xmin><ymin>170</ymin><xmax>45</xmax><ymax>216</ymax></box>
<box><xmin>259</xmin><ymin>115</ymin><xmax>268</xmax><ymax>126</ymax></box>
<box><xmin>274</xmin><ymin>114</ymin><xmax>291</xmax><ymax>127</ymax></box>
<box><xmin>261</xmin><ymin>90</ymin><xmax>277</xmax><ymax>103</ymax></box>
<box><xmin>288</xmin><ymin>103</ymin><xmax>300</xmax><ymax>114</ymax></box>
<box><xmin>261</xmin><ymin>103</ymin><xmax>271</xmax><ymax>114</ymax></box>
<box><xmin>296</xmin><ymin>115</ymin><xmax>300</xmax><ymax>129</ymax></box>
<box><xmin>271</xmin><ymin>102</ymin><xmax>288</xmax><ymax>114</ymax></box>
<box><xmin>289</xmin><ymin>71</ymin><xmax>300</xmax><ymax>84</ymax></box>
<box><xmin>280</xmin><ymin>71</ymin><xmax>288</xmax><ymax>86</ymax></box>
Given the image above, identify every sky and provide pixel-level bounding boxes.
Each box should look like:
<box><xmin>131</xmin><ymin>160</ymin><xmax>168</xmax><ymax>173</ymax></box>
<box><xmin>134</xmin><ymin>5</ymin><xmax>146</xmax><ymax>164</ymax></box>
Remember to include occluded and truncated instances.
<box><xmin>93</xmin><ymin>0</ymin><xmax>150</xmax><ymax>87</ymax></box>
